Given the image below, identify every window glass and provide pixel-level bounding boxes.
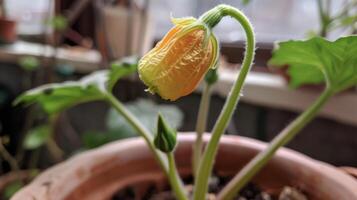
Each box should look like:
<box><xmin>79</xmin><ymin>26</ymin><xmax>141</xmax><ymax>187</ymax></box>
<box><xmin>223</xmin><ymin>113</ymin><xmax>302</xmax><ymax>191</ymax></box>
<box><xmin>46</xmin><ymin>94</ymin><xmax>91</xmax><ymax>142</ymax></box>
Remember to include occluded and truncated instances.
<box><xmin>149</xmin><ymin>0</ymin><xmax>346</xmax><ymax>43</ymax></box>
<box><xmin>4</xmin><ymin>0</ymin><xmax>54</xmax><ymax>35</ymax></box>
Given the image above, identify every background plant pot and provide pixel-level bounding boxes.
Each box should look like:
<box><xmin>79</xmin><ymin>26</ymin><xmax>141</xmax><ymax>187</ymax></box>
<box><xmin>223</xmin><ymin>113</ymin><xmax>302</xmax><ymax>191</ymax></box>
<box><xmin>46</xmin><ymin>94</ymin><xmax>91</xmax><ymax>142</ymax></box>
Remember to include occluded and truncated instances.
<box><xmin>95</xmin><ymin>1</ymin><xmax>153</xmax><ymax>61</ymax></box>
<box><xmin>11</xmin><ymin>133</ymin><xmax>357</xmax><ymax>200</ymax></box>
<box><xmin>0</xmin><ymin>17</ymin><xmax>17</xmax><ymax>44</ymax></box>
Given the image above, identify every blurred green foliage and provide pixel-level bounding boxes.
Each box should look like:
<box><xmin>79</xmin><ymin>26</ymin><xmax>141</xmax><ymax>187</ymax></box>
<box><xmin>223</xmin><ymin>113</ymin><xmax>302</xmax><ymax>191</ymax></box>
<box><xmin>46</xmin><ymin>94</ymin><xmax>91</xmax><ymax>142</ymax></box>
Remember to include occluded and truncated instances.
<box><xmin>82</xmin><ymin>98</ymin><xmax>183</xmax><ymax>149</ymax></box>
<box><xmin>18</xmin><ymin>56</ymin><xmax>40</xmax><ymax>71</ymax></box>
<box><xmin>23</xmin><ymin>125</ymin><xmax>51</xmax><ymax>150</ymax></box>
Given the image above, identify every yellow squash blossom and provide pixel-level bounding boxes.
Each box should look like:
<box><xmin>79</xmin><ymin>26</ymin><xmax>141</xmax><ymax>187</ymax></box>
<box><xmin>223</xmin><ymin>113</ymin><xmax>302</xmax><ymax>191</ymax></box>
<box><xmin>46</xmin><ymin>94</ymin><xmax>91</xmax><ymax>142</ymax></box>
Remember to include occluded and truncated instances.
<box><xmin>138</xmin><ymin>17</ymin><xmax>219</xmax><ymax>101</ymax></box>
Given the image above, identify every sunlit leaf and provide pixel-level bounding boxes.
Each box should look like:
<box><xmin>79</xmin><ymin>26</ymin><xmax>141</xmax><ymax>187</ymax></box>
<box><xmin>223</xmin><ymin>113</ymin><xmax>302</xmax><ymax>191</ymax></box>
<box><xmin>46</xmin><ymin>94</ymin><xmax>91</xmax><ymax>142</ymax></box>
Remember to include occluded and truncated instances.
<box><xmin>268</xmin><ymin>36</ymin><xmax>357</xmax><ymax>92</ymax></box>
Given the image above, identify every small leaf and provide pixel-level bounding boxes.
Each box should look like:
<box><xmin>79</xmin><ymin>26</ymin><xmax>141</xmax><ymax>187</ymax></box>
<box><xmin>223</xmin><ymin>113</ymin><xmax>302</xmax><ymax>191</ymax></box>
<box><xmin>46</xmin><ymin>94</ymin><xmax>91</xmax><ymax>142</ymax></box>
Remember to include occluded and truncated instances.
<box><xmin>23</xmin><ymin>125</ymin><xmax>51</xmax><ymax>150</ymax></box>
<box><xmin>50</xmin><ymin>15</ymin><xmax>68</xmax><ymax>31</ymax></box>
<box><xmin>339</xmin><ymin>15</ymin><xmax>357</xmax><ymax>27</ymax></box>
<box><xmin>154</xmin><ymin>113</ymin><xmax>177</xmax><ymax>153</ymax></box>
<box><xmin>268</xmin><ymin>36</ymin><xmax>357</xmax><ymax>93</ymax></box>
<box><xmin>108</xmin><ymin>56</ymin><xmax>138</xmax><ymax>91</ymax></box>
<box><xmin>14</xmin><ymin>71</ymin><xmax>108</xmax><ymax>114</ymax></box>
<box><xmin>18</xmin><ymin>56</ymin><xmax>40</xmax><ymax>71</ymax></box>
<box><xmin>242</xmin><ymin>0</ymin><xmax>251</xmax><ymax>5</ymax></box>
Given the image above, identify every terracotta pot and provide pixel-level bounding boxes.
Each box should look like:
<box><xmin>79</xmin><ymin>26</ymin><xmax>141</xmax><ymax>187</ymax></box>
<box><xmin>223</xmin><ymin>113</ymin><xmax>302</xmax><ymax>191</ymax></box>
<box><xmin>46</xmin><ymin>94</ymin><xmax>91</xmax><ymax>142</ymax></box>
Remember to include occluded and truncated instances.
<box><xmin>0</xmin><ymin>17</ymin><xmax>16</xmax><ymax>44</ymax></box>
<box><xmin>12</xmin><ymin>133</ymin><xmax>357</xmax><ymax>200</ymax></box>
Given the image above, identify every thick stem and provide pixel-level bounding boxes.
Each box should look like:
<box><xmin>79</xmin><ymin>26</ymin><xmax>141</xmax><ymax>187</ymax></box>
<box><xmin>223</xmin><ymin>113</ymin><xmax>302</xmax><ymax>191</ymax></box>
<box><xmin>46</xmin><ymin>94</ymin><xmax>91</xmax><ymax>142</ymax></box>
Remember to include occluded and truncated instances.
<box><xmin>193</xmin><ymin>83</ymin><xmax>212</xmax><ymax>176</ymax></box>
<box><xmin>193</xmin><ymin>5</ymin><xmax>255</xmax><ymax>200</ymax></box>
<box><xmin>105</xmin><ymin>92</ymin><xmax>168</xmax><ymax>174</ymax></box>
<box><xmin>218</xmin><ymin>88</ymin><xmax>334</xmax><ymax>200</ymax></box>
<box><xmin>167</xmin><ymin>153</ymin><xmax>189</xmax><ymax>200</ymax></box>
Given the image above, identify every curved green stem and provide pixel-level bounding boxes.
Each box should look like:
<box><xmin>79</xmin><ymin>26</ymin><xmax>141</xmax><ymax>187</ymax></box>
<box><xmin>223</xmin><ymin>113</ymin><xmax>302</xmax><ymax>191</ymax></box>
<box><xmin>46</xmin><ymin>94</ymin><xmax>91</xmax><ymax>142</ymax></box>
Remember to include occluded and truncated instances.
<box><xmin>193</xmin><ymin>5</ymin><xmax>256</xmax><ymax>200</ymax></box>
<box><xmin>193</xmin><ymin>83</ymin><xmax>212</xmax><ymax>176</ymax></box>
<box><xmin>167</xmin><ymin>153</ymin><xmax>189</xmax><ymax>200</ymax></box>
<box><xmin>105</xmin><ymin>92</ymin><xmax>168</xmax><ymax>175</ymax></box>
<box><xmin>218</xmin><ymin>88</ymin><xmax>334</xmax><ymax>200</ymax></box>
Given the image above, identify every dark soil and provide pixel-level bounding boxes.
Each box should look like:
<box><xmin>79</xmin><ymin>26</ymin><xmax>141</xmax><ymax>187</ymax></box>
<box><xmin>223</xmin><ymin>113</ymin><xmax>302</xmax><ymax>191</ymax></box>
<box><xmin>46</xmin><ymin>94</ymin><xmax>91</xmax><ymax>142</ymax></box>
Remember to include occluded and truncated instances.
<box><xmin>112</xmin><ymin>175</ymin><xmax>307</xmax><ymax>200</ymax></box>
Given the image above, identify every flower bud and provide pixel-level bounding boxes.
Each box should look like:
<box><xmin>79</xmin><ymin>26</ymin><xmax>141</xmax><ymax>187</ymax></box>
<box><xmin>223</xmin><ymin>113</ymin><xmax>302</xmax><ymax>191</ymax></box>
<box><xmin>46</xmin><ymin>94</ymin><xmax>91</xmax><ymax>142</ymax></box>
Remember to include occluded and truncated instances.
<box><xmin>154</xmin><ymin>114</ymin><xmax>177</xmax><ymax>153</ymax></box>
<box><xmin>138</xmin><ymin>17</ymin><xmax>219</xmax><ymax>101</ymax></box>
<box><xmin>205</xmin><ymin>68</ymin><xmax>219</xmax><ymax>85</ymax></box>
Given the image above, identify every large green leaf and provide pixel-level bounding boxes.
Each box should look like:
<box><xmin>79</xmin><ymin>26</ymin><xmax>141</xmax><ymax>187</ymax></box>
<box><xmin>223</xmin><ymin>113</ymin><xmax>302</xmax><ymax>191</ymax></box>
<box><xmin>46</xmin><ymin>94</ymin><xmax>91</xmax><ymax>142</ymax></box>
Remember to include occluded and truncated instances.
<box><xmin>14</xmin><ymin>71</ymin><xmax>108</xmax><ymax>114</ymax></box>
<box><xmin>268</xmin><ymin>36</ymin><xmax>357</xmax><ymax>92</ymax></box>
<box><xmin>23</xmin><ymin>125</ymin><xmax>51</xmax><ymax>150</ymax></box>
<box><xmin>15</xmin><ymin>56</ymin><xmax>138</xmax><ymax>115</ymax></box>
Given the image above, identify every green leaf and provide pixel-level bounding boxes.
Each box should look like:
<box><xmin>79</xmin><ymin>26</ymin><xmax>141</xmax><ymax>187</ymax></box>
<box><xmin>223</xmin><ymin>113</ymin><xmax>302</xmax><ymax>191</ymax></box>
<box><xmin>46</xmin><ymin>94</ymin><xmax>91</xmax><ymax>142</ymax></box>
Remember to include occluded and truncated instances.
<box><xmin>107</xmin><ymin>98</ymin><xmax>183</xmax><ymax>135</ymax></box>
<box><xmin>50</xmin><ymin>15</ymin><xmax>68</xmax><ymax>31</ymax></box>
<box><xmin>242</xmin><ymin>0</ymin><xmax>251</xmax><ymax>5</ymax></box>
<box><xmin>23</xmin><ymin>125</ymin><xmax>51</xmax><ymax>149</ymax></box>
<box><xmin>268</xmin><ymin>36</ymin><xmax>357</xmax><ymax>92</ymax></box>
<box><xmin>339</xmin><ymin>15</ymin><xmax>357</xmax><ymax>27</ymax></box>
<box><xmin>15</xmin><ymin>55</ymin><xmax>140</xmax><ymax>115</ymax></box>
<box><xmin>108</xmin><ymin>56</ymin><xmax>138</xmax><ymax>91</ymax></box>
<box><xmin>14</xmin><ymin>71</ymin><xmax>108</xmax><ymax>114</ymax></box>
<box><xmin>3</xmin><ymin>181</ymin><xmax>24</xmax><ymax>199</ymax></box>
<box><xmin>18</xmin><ymin>56</ymin><xmax>40</xmax><ymax>71</ymax></box>
<box><xmin>82</xmin><ymin>129</ymin><xmax>135</xmax><ymax>149</ymax></box>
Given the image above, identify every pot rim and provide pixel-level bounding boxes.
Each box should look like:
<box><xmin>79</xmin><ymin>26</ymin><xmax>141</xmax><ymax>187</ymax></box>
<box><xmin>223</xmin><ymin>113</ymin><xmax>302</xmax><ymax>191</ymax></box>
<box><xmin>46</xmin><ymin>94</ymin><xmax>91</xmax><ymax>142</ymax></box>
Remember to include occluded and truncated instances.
<box><xmin>11</xmin><ymin>133</ymin><xmax>357</xmax><ymax>200</ymax></box>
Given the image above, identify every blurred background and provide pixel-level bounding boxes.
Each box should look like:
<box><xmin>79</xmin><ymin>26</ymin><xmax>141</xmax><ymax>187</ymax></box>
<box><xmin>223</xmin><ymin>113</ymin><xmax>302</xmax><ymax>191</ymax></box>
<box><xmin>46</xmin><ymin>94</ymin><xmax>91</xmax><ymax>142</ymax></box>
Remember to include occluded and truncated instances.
<box><xmin>0</xmin><ymin>0</ymin><xmax>356</xmax><ymax>199</ymax></box>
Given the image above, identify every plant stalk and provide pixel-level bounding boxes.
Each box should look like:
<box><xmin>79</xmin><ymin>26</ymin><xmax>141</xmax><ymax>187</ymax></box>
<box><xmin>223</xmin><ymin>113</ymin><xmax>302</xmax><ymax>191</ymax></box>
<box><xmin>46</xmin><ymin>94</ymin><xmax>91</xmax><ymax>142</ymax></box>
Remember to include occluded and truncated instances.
<box><xmin>0</xmin><ymin>138</ymin><xmax>19</xmax><ymax>171</ymax></box>
<box><xmin>193</xmin><ymin>5</ymin><xmax>255</xmax><ymax>200</ymax></box>
<box><xmin>193</xmin><ymin>83</ymin><xmax>212</xmax><ymax>176</ymax></box>
<box><xmin>317</xmin><ymin>0</ymin><xmax>330</xmax><ymax>37</ymax></box>
<box><xmin>218</xmin><ymin>88</ymin><xmax>334</xmax><ymax>200</ymax></box>
<box><xmin>45</xmin><ymin>137</ymin><xmax>64</xmax><ymax>162</ymax></box>
<box><xmin>167</xmin><ymin>153</ymin><xmax>189</xmax><ymax>200</ymax></box>
<box><xmin>105</xmin><ymin>92</ymin><xmax>168</xmax><ymax>174</ymax></box>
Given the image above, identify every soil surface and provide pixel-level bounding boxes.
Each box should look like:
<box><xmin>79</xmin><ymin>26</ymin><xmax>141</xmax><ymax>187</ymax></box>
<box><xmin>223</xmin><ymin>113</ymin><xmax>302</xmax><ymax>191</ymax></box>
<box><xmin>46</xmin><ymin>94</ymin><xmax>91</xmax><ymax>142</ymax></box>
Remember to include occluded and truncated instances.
<box><xmin>112</xmin><ymin>175</ymin><xmax>307</xmax><ymax>200</ymax></box>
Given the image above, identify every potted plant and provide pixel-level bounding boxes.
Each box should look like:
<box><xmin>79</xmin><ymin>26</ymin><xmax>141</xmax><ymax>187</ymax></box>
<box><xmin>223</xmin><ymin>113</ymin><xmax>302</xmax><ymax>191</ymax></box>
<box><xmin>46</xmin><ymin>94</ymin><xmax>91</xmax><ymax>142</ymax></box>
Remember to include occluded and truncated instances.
<box><xmin>11</xmin><ymin>4</ymin><xmax>357</xmax><ymax>200</ymax></box>
<box><xmin>0</xmin><ymin>0</ymin><xmax>16</xmax><ymax>44</ymax></box>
